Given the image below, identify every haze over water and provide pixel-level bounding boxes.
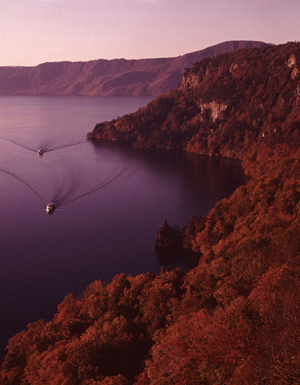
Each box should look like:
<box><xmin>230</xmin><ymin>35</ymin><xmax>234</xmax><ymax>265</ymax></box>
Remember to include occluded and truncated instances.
<box><xmin>0</xmin><ymin>95</ymin><xmax>245</xmax><ymax>355</ymax></box>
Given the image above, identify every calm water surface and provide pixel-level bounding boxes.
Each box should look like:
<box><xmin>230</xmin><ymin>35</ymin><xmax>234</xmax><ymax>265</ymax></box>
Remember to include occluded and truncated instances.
<box><xmin>0</xmin><ymin>95</ymin><xmax>245</xmax><ymax>355</ymax></box>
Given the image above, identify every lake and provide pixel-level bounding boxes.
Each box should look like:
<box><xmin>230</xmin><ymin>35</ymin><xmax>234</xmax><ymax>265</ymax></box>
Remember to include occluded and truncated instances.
<box><xmin>0</xmin><ymin>95</ymin><xmax>245</xmax><ymax>355</ymax></box>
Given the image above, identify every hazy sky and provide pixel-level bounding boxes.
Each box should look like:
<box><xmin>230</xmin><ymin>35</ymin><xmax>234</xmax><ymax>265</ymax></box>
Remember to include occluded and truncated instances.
<box><xmin>1</xmin><ymin>0</ymin><xmax>300</xmax><ymax>66</ymax></box>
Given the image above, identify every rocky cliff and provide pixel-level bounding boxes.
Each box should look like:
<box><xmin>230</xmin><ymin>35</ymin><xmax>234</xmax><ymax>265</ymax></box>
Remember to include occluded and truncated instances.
<box><xmin>89</xmin><ymin>42</ymin><xmax>300</xmax><ymax>163</ymax></box>
<box><xmin>0</xmin><ymin>41</ymin><xmax>269</xmax><ymax>97</ymax></box>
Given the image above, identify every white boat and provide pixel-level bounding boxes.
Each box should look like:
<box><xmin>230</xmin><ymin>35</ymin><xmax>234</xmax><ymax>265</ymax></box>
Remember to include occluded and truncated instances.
<box><xmin>46</xmin><ymin>202</ymin><xmax>56</xmax><ymax>214</ymax></box>
<box><xmin>38</xmin><ymin>149</ymin><xmax>43</xmax><ymax>155</ymax></box>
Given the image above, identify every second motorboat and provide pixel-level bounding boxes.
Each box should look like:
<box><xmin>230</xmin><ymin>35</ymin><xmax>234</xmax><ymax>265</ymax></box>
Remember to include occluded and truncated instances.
<box><xmin>46</xmin><ymin>202</ymin><xmax>56</xmax><ymax>214</ymax></box>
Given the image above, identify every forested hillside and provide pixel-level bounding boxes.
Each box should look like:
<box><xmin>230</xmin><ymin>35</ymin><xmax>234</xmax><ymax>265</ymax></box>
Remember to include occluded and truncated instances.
<box><xmin>2</xmin><ymin>42</ymin><xmax>300</xmax><ymax>384</ymax></box>
<box><xmin>0</xmin><ymin>41</ymin><xmax>268</xmax><ymax>97</ymax></box>
<box><xmin>89</xmin><ymin>42</ymin><xmax>300</xmax><ymax>159</ymax></box>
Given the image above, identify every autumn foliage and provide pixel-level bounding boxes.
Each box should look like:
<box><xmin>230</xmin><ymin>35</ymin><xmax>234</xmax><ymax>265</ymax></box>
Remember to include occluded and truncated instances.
<box><xmin>2</xmin><ymin>42</ymin><xmax>300</xmax><ymax>384</ymax></box>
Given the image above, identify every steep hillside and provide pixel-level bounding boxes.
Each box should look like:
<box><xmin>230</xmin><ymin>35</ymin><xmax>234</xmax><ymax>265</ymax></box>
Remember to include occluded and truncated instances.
<box><xmin>0</xmin><ymin>41</ymin><xmax>269</xmax><ymax>97</ymax></box>
<box><xmin>2</xmin><ymin>42</ymin><xmax>300</xmax><ymax>385</ymax></box>
<box><xmin>89</xmin><ymin>42</ymin><xmax>300</xmax><ymax>162</ymax></box>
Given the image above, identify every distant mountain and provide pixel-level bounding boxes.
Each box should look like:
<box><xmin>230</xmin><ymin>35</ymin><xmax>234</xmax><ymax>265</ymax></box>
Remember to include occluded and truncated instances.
<box><xmin>0</xmin><ymin>41</ymin><xmax>270</xmax><ymax>97</ymax></box>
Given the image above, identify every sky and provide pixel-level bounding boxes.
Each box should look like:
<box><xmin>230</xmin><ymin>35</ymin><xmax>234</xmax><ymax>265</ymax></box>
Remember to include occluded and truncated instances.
<box><xmin>0</xmin><ymin>0</ymin><xmax>300</xmax><ymax>66</ymax></box>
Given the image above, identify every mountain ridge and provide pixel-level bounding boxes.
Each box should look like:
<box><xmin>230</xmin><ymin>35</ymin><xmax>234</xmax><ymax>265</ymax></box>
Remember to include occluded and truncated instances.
<box><xmin>0</xmin><ymin>40</ymin><xmax>270</xmax><ymax>97</ymax></box>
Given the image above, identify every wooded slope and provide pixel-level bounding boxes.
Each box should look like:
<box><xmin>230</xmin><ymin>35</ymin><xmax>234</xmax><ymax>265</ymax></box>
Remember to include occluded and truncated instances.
<box><xmin>89</xmin><ymin>42</ymin><xmax>300</xmax><ymax>161</ymax></box>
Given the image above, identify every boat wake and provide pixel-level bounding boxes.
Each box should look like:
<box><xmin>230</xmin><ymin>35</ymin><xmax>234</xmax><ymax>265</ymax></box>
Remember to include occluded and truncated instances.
<box><xmin>0</xmin><ymin>168</ymin><xmax>45</xmax><ymax>207</ymax></box>
<box><xmin>0</xmin><ymin>137</ymin><xmax>87</xmax><ymax>154</ymax></box>
<box><xmin>55</xmin><ymin>167</ymin><xmax>134</xmax><ymax>209</ymax></box>
<box><xmin>39</xmin><ymin>141</ymin><xmax>88</xmax><ymax>153</ymax></box>
<box><xmin>0</xmin><ymin>165</ymin><xmax>135</xmax><ymax>214</ymax></box>
<box><xmin>0</xmin><ymin>138</ymin><xmax>37</xmax><ymax>153</ymax></box>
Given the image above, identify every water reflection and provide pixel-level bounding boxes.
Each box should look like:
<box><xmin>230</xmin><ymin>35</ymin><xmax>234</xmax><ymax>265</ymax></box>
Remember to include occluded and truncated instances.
<box><xmin>156</xmin><ymin>247</ymin><xmax>201</xmax><ymax>270</ymax></box>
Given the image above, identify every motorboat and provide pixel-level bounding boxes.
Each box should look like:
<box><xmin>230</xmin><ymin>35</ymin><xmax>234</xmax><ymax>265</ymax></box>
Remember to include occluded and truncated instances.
<box><xmin>46</xmin><ymin>202</ymin><xmax>56</xmax><ymax>214</ymax></box>
<box><xmin>38</xmin><ymin>149</ymin><xmax>44</xmax><ymax>155</ymax></box>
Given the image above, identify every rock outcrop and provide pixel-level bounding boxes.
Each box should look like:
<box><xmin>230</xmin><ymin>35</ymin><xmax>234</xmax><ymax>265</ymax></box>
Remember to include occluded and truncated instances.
<box><xmin>155</xmin><ymin>220</ymin><xmax>184</xmax><ymax>252</ymax></box>
<box><xmin>89</xmin><ymin>42</ymin><xmax>300</xmax><ymax>161</ymax></box>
